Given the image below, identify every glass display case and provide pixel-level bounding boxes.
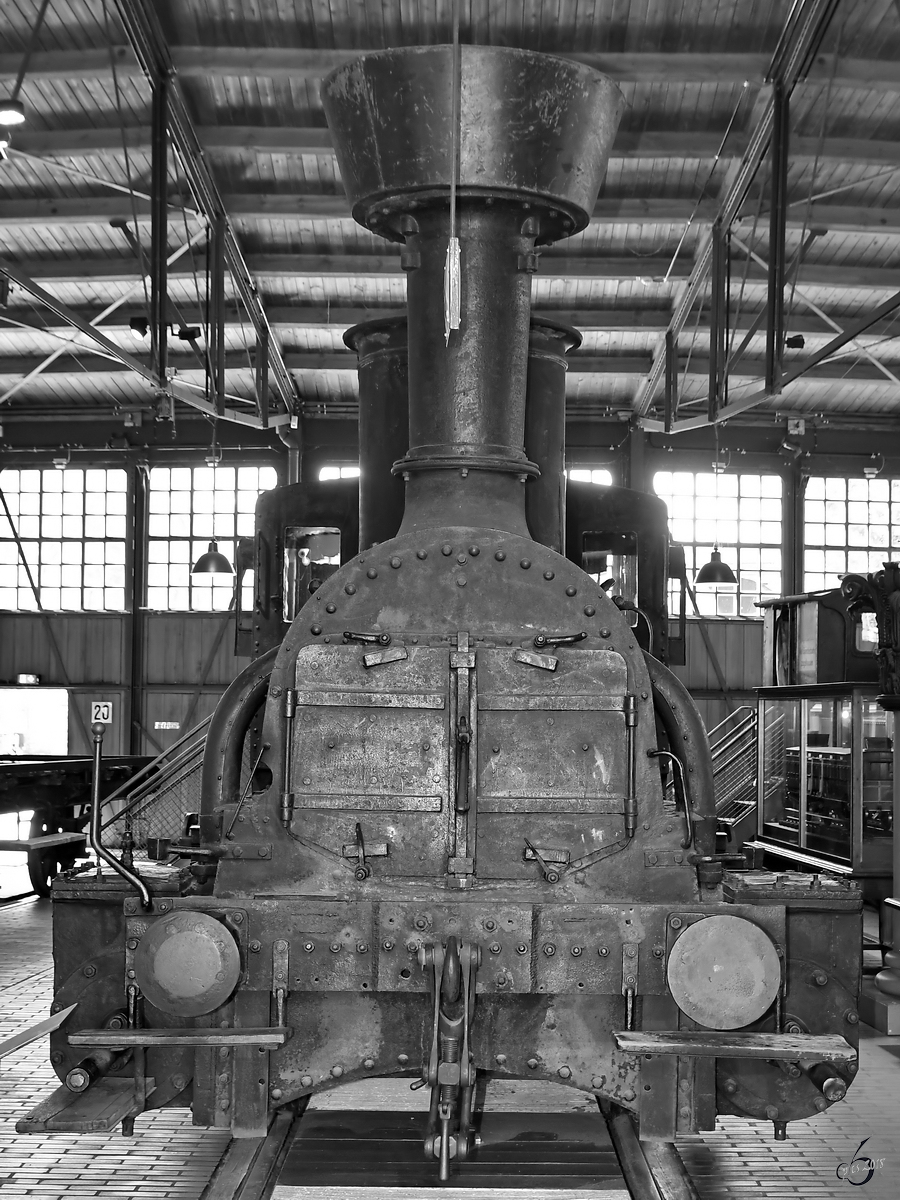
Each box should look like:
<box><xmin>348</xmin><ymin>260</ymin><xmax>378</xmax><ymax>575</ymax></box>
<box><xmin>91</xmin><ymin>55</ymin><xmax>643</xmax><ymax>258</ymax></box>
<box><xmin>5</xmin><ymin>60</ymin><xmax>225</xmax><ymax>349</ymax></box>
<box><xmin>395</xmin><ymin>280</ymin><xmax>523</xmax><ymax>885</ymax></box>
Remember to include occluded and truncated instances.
<box><xmin>755</xmin><ymin>684</ymin><xmax>893</xmax><ymax>900</ymax></box>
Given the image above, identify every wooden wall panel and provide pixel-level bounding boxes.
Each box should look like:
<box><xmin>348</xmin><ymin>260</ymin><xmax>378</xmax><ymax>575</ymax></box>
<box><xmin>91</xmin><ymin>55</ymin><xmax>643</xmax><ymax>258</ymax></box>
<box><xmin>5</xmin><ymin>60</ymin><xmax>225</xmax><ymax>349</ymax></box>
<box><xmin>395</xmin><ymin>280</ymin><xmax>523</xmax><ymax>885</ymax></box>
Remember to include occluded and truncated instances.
<box><xmin>140</xmin><ymin>688</ymin><xmax>228</xmax><ymax>755</ymax></box>
<box><xmin>0</xmin><ymin>614</ymin><xmax>126</xmax><ymax>684</ymax></box>
<box><xmin>672</xmin><ymin>620</ymin><xmax>764</xmax><ymax>734</ymax></box>
<box><xmin>143</xmin><ymin>613</ymin><xmax>246</xmax><ymax>686</ymax></box>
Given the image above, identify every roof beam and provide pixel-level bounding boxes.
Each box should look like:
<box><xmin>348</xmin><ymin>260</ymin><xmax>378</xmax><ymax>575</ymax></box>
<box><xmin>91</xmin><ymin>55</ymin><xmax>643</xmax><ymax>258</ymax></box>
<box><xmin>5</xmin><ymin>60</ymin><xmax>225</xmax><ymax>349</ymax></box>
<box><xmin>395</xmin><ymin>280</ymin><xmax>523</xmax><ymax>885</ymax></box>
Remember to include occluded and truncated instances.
<box><xmin>2</xmin><ymin>194</ymin><xmax>898</xmax><ymax>237</ymax></box>
<box><xmin>112</xmin><ymin>0</ymin><xmax>298</xmax><ymax>419</ymax></box>
<box><xmin>14</xmin><ymin>124</ymin><xmax>900</xmax><ymax>168</ymax></box>
<box><xmin>4</xmin><ymin>306</ymin><xmax>897</xmax><ymax>338</ymax></box>
<box><xmin>0</xmin><ymin>351</ymin><xmax>892</xmax><ymax>384</ymax></box>
<box><xmin>632</xmin><ymin>0</ymin><xmax>844</xmax><ymax>418</ymax></box>
<box><xmin>3</xmin><ymin>48</ymin><xmax>900</xmax><ymax>91</ymax></box>
<box><xmin>11</xmin><ymin>253</ymin><xmax>900</xmax><ymax>290</ymax></box>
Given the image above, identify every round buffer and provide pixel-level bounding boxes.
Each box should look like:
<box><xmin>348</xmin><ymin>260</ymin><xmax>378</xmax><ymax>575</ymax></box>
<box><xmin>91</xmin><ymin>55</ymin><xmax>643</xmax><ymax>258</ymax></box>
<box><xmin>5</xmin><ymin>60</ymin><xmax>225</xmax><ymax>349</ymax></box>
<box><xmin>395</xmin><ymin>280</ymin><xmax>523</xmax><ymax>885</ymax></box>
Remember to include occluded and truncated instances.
<box><xmin>134</xmin><ymin>911</ymin><xmax>241</xmax><ymax>1017</ymax></box>
<box><xmin>666</xmin><ymin>914</ymin><xmax>781</xmax><ymax>1030</ymax></box>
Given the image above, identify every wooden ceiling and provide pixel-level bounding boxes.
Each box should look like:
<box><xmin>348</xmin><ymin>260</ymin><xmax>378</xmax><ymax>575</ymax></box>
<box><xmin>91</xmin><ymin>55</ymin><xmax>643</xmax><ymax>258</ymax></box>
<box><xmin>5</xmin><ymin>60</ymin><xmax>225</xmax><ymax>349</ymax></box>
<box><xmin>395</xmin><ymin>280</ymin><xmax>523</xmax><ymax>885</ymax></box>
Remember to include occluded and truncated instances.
<box><xmin>1</xmin><ymin>0</ymin><xmax>899</xmax><ymax>448</ymax></box>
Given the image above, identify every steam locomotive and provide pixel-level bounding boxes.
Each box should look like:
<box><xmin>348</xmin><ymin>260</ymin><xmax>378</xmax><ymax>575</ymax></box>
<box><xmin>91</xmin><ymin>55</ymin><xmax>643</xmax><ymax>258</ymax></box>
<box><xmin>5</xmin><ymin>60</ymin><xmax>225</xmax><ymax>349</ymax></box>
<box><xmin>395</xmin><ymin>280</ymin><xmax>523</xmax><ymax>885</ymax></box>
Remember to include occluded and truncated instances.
<box><xmin>23</xmin><ymin>44</ymin><xmax>861</xmax><ymax>1188</ymax></box>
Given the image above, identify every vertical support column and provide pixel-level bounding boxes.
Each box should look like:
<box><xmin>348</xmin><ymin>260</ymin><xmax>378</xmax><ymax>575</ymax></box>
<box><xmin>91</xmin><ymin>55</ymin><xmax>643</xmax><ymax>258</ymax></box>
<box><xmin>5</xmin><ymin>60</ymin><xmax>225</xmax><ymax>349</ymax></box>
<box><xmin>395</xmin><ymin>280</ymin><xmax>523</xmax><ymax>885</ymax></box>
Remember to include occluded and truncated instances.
<box><xmin>210</xmin><ymin>214</ymin><xmax>226</xmax><ymax>417</ymax></box>
<box><xmin>766</xmin><ymin>79</ymin><xmax>789</xmax><ymax>395</ymax></box>
<box><xmin>127</xmin><ymin>463</ymin><xmax>147</xmax><ymax>756</ymax></box>
<box><xmin>150</xmin><ymin>71</ymin><xmax>168</xmax><ymax>390</ymax></box>
<box><xmin>708</xmin><ymin>221</ymin><xmax>728</xmax><ymax>421</ymax></box>
<box><xmin>627</xmin><ymin>424</ymin><xmax>647</xmax><ymax>493</ymax></box>
<box><xmin>664</xmin><ymin>329</ymin><xmax>677</xmax><ymax>433</ymax></box>
<box><xmin>255</xmin><ymin>325</ymin><xmax>269</xmax><ymax>429</ymax></box>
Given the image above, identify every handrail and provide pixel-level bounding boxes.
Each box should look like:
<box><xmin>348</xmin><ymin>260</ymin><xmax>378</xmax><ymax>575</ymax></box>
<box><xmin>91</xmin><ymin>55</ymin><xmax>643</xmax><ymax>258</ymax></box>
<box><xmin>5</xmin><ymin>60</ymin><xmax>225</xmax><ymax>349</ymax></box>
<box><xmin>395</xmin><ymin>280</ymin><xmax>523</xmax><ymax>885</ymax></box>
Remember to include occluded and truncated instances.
<box><xmin>710</xmin><ymin>712</ymin><xmax>758</xmax><ymax>762</ymax></box>
<box><xmin>707</xmin><ymin>704</ymin><xmax>755</xmax><ymax>745</ymax></box>
<box><xmin>98</xmin><ymin>716</ymin><xmax>212</xmax><ymax>830</ymax></box>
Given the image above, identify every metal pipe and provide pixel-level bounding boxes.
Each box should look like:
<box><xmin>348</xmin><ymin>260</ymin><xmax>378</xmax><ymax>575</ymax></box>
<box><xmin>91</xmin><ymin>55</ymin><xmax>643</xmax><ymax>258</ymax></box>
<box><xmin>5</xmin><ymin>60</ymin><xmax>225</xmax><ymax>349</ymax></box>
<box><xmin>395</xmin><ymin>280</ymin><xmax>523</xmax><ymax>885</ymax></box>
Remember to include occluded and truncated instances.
<box><xmin>150</xmin><ymin>70</ymin><xmax>168</xmax><ymax>389</ymax></box>
<box><xmin>524</xmin><ymin>317</ymin><xmax>582</xmax><ymax>553</ymax></box>
<box><xmin>344</xmin><ymin>316</ymin><xmax>409</xmax><ymax>550</ymax></box>
<box><xmin>88</xmin><ymin>722</ymin><xmax>152</xmax><ymax>909</ymax></box>
<box><xmin>643</xmin><ymin>652</ymin><xmax>717</xmax><ymax>857</ymax></box>
<box><xmin>199</xmin><ymin>646</ymin><xmax>278</xmax><ymax>833</ymax></box>
<box><xmin>322</xmin><ymin>46</ymin><xmax>623</xmax><ymax>537</ymax></box>
<box><xmin>766</xmin><ymin>79</ymin><xmax>789</xmax><ymax>394</ymax></box>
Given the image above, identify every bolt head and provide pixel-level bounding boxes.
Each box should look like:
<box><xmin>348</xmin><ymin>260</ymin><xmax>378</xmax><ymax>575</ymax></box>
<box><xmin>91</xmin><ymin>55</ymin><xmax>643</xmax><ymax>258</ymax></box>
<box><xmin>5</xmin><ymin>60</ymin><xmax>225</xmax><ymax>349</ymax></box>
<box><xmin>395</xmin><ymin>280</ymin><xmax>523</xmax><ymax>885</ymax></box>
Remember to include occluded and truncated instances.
<box><xmin>330</xmin><ymin>1065</ymin><xmax>343</xmax><ymax>1078</ymax></box>
<box><xmin>516</xmin><ymin>943</ymin><xmax>528</xmax><ymax>954</ymax></box>
<box><xmin>557</xmin><ymin>1065</ymin><xmax>571</xmax><ymax>1079</ymax></box>
<box><xmin>364</xmin><ymin>1058</ymin><xmax>375</xmax><ymax>1069</ymax></box>
<box><xmin>542</xmin><ymin>943</ymin><xmax>556</xmax><ymax>957</ymax></box>
<box><xmin>50</xmin><ymin>1051</ymin><xmax>64</xmax><ymax>1065</ymax></box>
<box><xmin>329</xmin><ymin>942</ymin><xmax>341</xmax><ymax>953</ymax></box>
<box><xmin>723</xmin><ymin>1078</ymin><xmax>737</xmax><ymax>1094</ymax></box>
<box><xmin>765</xmin><ymin>1105</ymin><xmax>778</xmax><ymax>1120</ymax></box>
<box><xmin>250</xmin><ymin>940</ymin><xmax>261</xmax><ymax>953</ymax></box>
<box><xmin>301</xmin><ymin>1075</ymin><xmax>313</xmax><ymax>1087</ymax></box>
<box><xmin>275</xmin><ymin>940</ymin><xmax>287</xmax><ymax>951</ymax></box>
<box><xmin>126</xmin><ymin>939</ymin><xmax>138</xmax><ymax>950</ymax></box>
<box><xmin>414</xmin><ymin>916</ymin><xmax>428</xmax><ymax>930</ymax></box>
<box><xmin>527</xmin><ymin>1058</ymin><xmax>538</xmax><ymax>1069</ymax></box>
<box><xmin>270</xmin><ymin>1087</ymin><xmax>283</xmax><ymax>1099</ymax></box>
<box><xmin>812</xmin><ymin>969</ymin><xmax>828</xmax><ymax>986</ymax></box>
<box><xmin>83</xmin><ymin>965</ymin><xmax>96</xmax><ymax>977</ymax></box>
<box><xmin>483</xmin><ymin>918</ymin><xmax>496</xmax><ymax>931</ymax></box>
<box><xmin>231</xmin><ymin>912</ymin><xmax>243</xmax><ymax>924</ymax></box>
<box><xmin>489</xmin><ymin>942</ymin><xmax>501</xmax><ymax>954</ymax></box>
<box><xmin>382</xmin><ymin>939</ymin><xmax>394</xmax><ymax>951</ymax></box>
<box><xmin>356</xmin><ymin>942</ymin><xmax>369</xmax><ymax>953</ymax></box>
<box><xmin>303</xmin><ymin>941</ymin><xmax>315</xmax><ymax>953</ymax></box>
<box><xmin>670</xmin><ymin>917</ymin><xmax>682</xmax><ymax>929</ymax></box>
<box><xmin>598</xmin><ymin>946</ymin><xmax>609</xmax><ymax>956</ymax></box>
<box><xmin>495</xmin><ymin>1054</ymin><xmax>507</xmax><ymax>1065</ymax></box>
<box><xmin>571</xmin><ymin>946</ymin><xmax>582</xmax><ymax>957</ymax></box>
<box><xmin>397</xmin><ymin>1053</ymin><xmax>409</xmax><ymax>1066</ymax></box>
<box><xmin>814</xmin><ymin>1096</ymin><xmax>828</xmax><ymax>1111</ymax></box>
<box><xmin>845</xmin><ymin>1010</ymin><xmax>859</xmax><ymax>1025</ymax></box>
<box><xmin>406</xmin><ymin>941</ymin><xmax>418</xmax><ymax>953</ymax></box>
<box><xmin>653</xmin><ymin>947</ymin><xmax>663</xmax><ymax>958</ymax></box>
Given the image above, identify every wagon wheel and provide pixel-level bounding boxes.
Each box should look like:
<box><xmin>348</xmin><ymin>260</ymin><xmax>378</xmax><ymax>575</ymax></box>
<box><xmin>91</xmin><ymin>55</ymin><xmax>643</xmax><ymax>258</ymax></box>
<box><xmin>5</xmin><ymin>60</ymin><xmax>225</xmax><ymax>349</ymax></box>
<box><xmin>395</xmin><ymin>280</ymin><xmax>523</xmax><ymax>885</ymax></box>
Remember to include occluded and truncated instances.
<box><xmin>26</xmin><ymin>811</ymin><xmax>80</xmax><ymax>899</ymax></box>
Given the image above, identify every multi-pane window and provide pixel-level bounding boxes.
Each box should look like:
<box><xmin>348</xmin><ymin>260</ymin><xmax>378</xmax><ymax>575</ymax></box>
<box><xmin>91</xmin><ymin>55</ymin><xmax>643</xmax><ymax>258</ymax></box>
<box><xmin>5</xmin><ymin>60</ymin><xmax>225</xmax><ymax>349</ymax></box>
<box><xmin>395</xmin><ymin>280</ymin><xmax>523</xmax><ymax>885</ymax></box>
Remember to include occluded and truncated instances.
<box><xmin>803</xmin><ymin>476</ymin><xmax>900</xmax><ymax>591</ymax></box>
<box><xmin>653</xmin><ymin>471</ymin><xmax>783</xmax><ymax>617</ymax></box>
<box><xmin>568</xmin><ymin>468</ymin><xmax>613</xmax><ymax>486</ymax></box>
<box><xmin>147</xmin><ymin>466</ymin><xmax>277</xmax><ymax>611</ymax></box>
<box><xmin>0</xmin><ymin>468</ymin><xmax>128</xmax><ymax>611</ymax></box>
<box><xmin>318</xmin><ymin>465</ymin><xmax>360</xmax><ymax>481</ymax></box>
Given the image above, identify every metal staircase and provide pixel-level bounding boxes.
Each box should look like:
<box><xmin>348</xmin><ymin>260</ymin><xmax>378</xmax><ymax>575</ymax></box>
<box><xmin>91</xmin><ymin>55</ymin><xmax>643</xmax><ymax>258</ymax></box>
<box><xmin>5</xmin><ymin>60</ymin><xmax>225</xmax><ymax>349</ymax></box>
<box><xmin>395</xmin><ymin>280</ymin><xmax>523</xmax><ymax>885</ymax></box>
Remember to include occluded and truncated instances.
<box><xmin>709</xmin><ymin>705</ymin><xmax>761</xmax><ymax>843</ymax></box>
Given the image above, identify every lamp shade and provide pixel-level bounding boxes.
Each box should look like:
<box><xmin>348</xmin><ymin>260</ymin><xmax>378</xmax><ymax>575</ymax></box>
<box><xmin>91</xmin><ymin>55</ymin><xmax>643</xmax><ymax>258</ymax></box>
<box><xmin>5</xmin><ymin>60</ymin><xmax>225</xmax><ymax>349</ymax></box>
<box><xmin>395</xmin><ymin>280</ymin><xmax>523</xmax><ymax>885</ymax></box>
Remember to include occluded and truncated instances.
<box><xmin>191</xmin><ymin>540</ymin><xmax>233</xmax><ymax>574</ymax></box>
<box><xmin>0</xmin><ymin>99</ymin><xmax>26</xmax><ymax>126</ymax></box>
<box><xmin>695</xmin><ymin>547</ymin><xmax>737</xmax><ymax>587</ymax></box>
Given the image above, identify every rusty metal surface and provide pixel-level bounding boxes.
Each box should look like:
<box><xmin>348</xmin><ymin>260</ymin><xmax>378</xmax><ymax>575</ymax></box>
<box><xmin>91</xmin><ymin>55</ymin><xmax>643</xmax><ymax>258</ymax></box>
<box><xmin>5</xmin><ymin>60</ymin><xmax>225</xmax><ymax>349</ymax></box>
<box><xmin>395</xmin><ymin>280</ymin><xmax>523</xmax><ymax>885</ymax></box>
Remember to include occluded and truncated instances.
<box><xmin>665</xmin><ymin>913</ymin><xmax>781</xmax><ymax>1030</ymax></box>
<box><xmin>321</xmin><ymin>45</ymin><xmax>624</xmax><ymax>242</ymax></box>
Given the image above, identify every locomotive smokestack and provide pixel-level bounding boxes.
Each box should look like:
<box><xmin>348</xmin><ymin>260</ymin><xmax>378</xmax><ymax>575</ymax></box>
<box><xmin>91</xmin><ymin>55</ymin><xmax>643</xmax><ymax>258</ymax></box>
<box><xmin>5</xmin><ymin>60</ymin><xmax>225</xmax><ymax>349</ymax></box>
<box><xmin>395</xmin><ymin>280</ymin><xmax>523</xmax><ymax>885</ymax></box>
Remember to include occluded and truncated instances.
<box><xmin>322</xmin><ymin>46</ymin><xmax>623</xmax><ymax>535</ymax></box>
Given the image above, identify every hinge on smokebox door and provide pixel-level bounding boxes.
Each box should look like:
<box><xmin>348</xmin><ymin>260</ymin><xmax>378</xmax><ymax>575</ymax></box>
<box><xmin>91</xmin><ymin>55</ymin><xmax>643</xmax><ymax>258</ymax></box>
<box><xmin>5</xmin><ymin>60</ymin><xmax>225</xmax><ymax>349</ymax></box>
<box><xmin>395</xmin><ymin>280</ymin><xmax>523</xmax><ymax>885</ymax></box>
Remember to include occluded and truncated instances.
<box><xmin>449</xmin><ymin>633</ymin><xmax>476</xmax><ymax>881</ymax></box>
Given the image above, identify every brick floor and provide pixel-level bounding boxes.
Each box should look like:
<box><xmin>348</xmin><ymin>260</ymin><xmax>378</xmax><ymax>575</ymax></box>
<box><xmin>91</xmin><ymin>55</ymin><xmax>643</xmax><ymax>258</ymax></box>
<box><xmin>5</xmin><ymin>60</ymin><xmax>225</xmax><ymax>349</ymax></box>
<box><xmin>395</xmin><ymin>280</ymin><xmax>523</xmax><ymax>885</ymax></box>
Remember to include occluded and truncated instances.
<box><xmin>1</xmin><ymin>897</ymin><xmax>899</xmax><ymax>1199</ymax></box>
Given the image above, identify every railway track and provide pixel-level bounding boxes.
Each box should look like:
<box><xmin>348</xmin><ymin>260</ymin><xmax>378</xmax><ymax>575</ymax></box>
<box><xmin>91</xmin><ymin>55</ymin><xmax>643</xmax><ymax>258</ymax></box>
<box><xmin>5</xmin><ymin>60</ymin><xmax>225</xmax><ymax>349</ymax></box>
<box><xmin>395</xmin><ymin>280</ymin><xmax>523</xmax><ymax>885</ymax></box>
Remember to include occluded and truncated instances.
<box><xmin>199</xmin><ymin>1080</ymin><xmax>701</xmax><ymax>1200</ymax></box>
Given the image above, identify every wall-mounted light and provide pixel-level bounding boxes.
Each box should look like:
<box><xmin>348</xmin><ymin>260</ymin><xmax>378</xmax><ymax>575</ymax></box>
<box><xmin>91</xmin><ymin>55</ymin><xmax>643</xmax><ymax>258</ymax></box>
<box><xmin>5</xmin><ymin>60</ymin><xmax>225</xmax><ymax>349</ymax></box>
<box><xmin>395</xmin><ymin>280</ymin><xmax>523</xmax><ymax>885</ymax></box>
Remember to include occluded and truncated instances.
<box><xmin>129</xmin><ymin>317</ymin><xmax>148</xmax><ymax>338</ymax></box>
<box><xmin>0</xmin><ymin>99</ymin><xmax>25</xmax><ymax>126</ymax></box>
<box><xmin>695</xmin><ymin>547</ymin><xmax>737</xmax><ymax>588</ymax></box>
<box><xmin>16</xmin><ymin>673</ymin><xmax>39</xmax><ymax>685</ymax></box>
<box><xmin>176</xmin><ymin>326</ymin><xmax>202</xmax><ymax>341</ymax></box>
<box><xmin>785</xmin><ymin>334</ymin><xmax>805</xmax><ymax>349</ymax></box>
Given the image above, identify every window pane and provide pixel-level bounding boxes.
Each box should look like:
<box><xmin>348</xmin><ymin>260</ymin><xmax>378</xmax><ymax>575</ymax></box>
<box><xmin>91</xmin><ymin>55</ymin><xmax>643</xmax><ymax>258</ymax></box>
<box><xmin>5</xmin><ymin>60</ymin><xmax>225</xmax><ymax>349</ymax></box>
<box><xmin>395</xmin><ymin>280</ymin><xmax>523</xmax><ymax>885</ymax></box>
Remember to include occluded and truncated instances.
<box><xmin>0</xmin><ymin>468</ymin><xmax>127</xmax><ymax>612</ymax></box>
<box><xmin>653</xmin><ymin>471</ymin><xmax>783</xmax><ymax>617</ymax></box>
<box><xmin>803</xmin><ymin>476</ymin><xmax>900</xmax><ymax>592</ymax></box>
<box><xmin>145</xmin><ymin>464</ymin><xmax>277</xmax><ymax>611</ymax></box>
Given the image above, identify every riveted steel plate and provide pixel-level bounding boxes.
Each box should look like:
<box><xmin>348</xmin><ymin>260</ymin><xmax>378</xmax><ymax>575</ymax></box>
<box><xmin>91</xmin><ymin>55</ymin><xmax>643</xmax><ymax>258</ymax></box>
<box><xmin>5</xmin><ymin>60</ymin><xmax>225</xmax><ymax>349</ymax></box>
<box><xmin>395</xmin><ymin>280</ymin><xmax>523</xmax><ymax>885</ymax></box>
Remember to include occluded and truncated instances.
<box><xmin>666</xmin><ymin>914</ymin><xmax>781</xmax><ymax>1030</ymax></box>
<box><xmin>376</xmin><ymin>903</ymin><xmax>532</xmax><ymax>993</ymax></box>
<box><xmin>476</xmin><ymin>647</ymin><xmax>628</xmax><ymax>808</ymax></box>
<box><xmin>285</xmin><ymin>905</ymin><xmax>376</xmax><ymax>992</ymax></box>
<box><xmin>535</xmin><ymin>905</ymin><xmax>668</xmax><ymax>996</ymax></box>
<box><xmin>292</xmin><ymin>644</ymin><xmax>449</xmax><ymax>811</ymax></box>
<box><xmin>133</xmin><ymin>911</ymin><xmax>240</xmax><ymax>1017</ymax></box>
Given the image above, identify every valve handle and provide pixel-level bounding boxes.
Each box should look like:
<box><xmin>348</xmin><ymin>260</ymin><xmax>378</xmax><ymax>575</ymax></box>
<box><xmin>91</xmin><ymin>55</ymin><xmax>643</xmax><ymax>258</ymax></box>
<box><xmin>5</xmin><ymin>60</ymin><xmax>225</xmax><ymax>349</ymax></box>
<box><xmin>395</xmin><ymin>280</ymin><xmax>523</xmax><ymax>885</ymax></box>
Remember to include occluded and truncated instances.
<box><xmin>533</xmin><ymin>631</ymin><xmax>587</xmax><ymax>649</ymax></box>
